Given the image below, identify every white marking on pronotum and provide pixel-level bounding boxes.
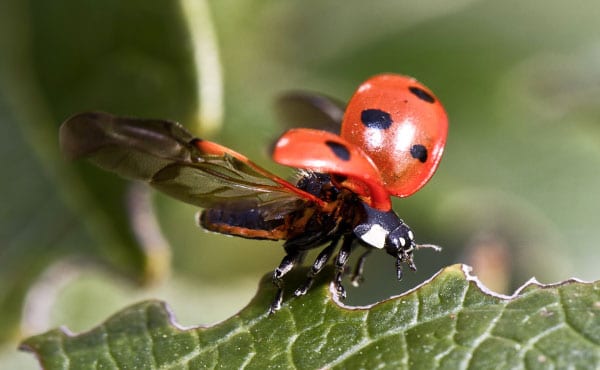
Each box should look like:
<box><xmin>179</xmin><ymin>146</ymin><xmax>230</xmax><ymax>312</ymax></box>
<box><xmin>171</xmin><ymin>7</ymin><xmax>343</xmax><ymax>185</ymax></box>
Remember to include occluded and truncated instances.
<box><xmin>359</xmin><ymin>224</ymin><xmax>388</xmax><ymax>249</ymax></box>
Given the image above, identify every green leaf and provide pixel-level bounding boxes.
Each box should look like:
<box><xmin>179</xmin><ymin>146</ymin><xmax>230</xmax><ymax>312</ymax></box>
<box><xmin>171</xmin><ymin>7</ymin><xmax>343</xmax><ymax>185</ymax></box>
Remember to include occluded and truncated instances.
<box><xmin>0</xmin><ymin>0</ymin><xmax>200</xmax><ymax>341</ymax></box>
<box><xmin>21</xmin><ymin>264</ymin><xmax>600</xmax><ymax>369</ymax></box>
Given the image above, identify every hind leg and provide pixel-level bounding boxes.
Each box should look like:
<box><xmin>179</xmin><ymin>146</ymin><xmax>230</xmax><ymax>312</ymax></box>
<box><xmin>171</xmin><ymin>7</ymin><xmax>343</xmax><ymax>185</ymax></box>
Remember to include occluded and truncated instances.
<box><xmin>350</xmin><ymin>248</ymin><xmax>372</xmax><ymax>287</ymax></box>
<box><xmin>269</xmin><ymin>249</ymin><xmax>305</xmax><ymax>314</ymax></box>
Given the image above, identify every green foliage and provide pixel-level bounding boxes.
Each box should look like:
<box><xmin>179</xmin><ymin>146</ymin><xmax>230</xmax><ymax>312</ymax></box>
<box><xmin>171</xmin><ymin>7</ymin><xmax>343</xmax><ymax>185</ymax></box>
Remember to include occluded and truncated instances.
<box><xmin>0</xmin><ymin>0</ymin><xmax>196</xmax><ymax>343</ymax></box>
<box><xmin>21</xmin><ymin>265</ymin><xmax>600</xmax><ymax>369</ymax></box>
<box><xmin>2</xmin><ymin>0</ymin><xmax>600</xmax><ymax>368</ymax></box>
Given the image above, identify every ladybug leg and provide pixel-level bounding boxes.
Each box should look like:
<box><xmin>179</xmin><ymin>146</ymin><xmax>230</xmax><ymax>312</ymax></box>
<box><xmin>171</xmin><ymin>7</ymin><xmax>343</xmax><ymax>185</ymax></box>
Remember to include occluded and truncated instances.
<box><xmin>294</xmin><ymin>236</ymin><xmax>340</xmax><ymax>297</ymax></box>
<box><xmin>333</xmin><ymin>235</ymin><xmax>354</xmax><ymax>300</ymax></box>
<box><xmin>401</xmin><ymin>247</ymin><xmax>417</xmax><ymax>272</ymax></box>
<box><xmin>350</xmin><ymin>248</ymin><xmax>372</xmax><ymax>287</ymax></box>
<box><xmin>395</xmin><ymin>248</ymin><xmax>418</xmax><ymax>281</ymax></box>
<box><xmin>393</xmin><ymin>244</ymin><xmax>443</xmax><ymax>285</ymax></box>
<box><xmin>395</xmin><ymin>256</ymin><xmax>405</xmax><ymax>281</ymax></box>
<box><xmin>270</xmin><ymin>249</ymin><xmax>305</xmax><ymax>314</ymax></box>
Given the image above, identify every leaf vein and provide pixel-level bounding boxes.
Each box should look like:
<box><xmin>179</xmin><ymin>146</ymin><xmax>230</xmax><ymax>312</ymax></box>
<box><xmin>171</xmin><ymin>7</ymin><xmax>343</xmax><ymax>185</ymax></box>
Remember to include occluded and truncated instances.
<box><xmin>460</xmin><ymin>303</ymin><xmax>506</xmax><ymax>370</ymax></box>
<box><xmin>516</xmin><ymin>323</ymin><xmax>566</xmax><ymax>363</ymax></box>
<box><xmin>286</xmin><ymin>309</ymin><xmax>300</xmax><ymax>368</ymax></box>
<box><xmin>143</xmin><ymin>305</ymin><xmax>159</xmax><ymax>369</ymax></box>
<box><xmin>102</xmin><ymin>324</ymin><xmax>121</xmax><ymax>368</ymax></box>
<box><xmin>558</xmin><ymin>288</ymin><xmax>600</xmax><ymax>347</ymax></box>
<box><xmin>56</xmin><ymin>331</ymin><xmax>71</xmax><ymax>369</ymax></box>
<box><xmin>432</xmin><ymin>279</ymin><xmax>470</xmax><ymax>369</ymax></box>
<box><xmin>239</xmin><ymin>349</ymin><xmax>256</xmax><ymax>370</ymax></box>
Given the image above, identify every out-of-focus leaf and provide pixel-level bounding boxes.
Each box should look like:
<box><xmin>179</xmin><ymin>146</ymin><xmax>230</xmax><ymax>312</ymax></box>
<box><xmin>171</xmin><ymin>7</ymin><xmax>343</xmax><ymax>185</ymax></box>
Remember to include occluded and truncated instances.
<box><xmin>0</xmin><ymin>92</ymin><xmax>95</xmax><ymax>343</ymax></box>
<box><xmin>21</xmin><ymin>265</ymin><xmax>600</xmax><ymax>369</ymax></box>
<box><xmin>0</xmin><ymin>0</ymin><xmax>198</xmax><ymax>340</ymax></box>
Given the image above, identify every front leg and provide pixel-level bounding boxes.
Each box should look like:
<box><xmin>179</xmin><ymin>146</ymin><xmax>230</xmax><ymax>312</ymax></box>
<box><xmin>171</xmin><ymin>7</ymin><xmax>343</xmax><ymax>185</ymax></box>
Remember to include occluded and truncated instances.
<box><xmin>395</xmin><ymin>247</ymin><xmax>420</xmax><ymax>281</ymax></box>
<box><xmin>333</xmin><ymin>234</ymin><xmax>354</xmax><ymax>300</ymax></box>
<box><xmin>351</xmin><ymin>249</ymin><xmax>372</xmax><ymax>287</ymax></box>
<box><xmin>395</xmin><ymin>256</ymin><xmax>404</xmax><ymax>281</ymax></box>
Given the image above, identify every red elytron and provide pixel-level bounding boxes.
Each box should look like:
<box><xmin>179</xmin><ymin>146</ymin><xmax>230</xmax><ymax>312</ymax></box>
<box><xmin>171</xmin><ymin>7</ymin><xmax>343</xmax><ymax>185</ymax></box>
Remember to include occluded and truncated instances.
<box><xmin>59</xmin><ymin>73</ymin><xmax>448</xmax><ymax>313</ymax></box>
<box><xmin>340</xmin><ymin>74</ymin><xmax>448</xmax><ymax>198</ymax></box>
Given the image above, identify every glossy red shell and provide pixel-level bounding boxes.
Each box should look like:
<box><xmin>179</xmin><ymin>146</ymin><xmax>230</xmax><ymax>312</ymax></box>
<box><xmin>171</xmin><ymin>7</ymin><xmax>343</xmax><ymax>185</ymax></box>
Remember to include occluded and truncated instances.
<box><xmin>273</xmin><ymin>128</ymin><xmax>391</xmax><ymax>210</ymax></box>
<box><xmin>340</xmin><ymin>74</ymin><xmax>448</xmax><ymax>197</ymax></box>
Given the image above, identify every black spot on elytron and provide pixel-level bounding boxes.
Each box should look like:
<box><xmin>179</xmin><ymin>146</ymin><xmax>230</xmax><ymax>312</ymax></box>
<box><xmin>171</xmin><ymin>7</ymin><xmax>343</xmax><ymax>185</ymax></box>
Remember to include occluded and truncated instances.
<box><xmin>361</xmin><ymin>109</ymin><xmax>393</xmax><ymax>129</ymax></box>
<box><xmin>325</xmin><ymin>140</ymin><xmax>351</xmax><ymax>161</ymax></box>
<box><xmin>409</xmin><ymin>86</ymin><xmax>435</xmax><ymax>103</ymax></box>
<box><xmin>410</xmin><ymin>144</ymin><xmax>428</xmax><ymax>163</ymax></box>
<box><xmin>189</xmin><ymin>138</ymin><xmax>203</xmax><ymax>145</ymax></box>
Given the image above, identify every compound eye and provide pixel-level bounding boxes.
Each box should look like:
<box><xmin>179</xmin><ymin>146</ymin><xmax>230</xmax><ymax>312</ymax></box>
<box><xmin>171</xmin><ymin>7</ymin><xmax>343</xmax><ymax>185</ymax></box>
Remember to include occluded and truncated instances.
<box><xmin>398</xmin><ymin>237</ymin><xmax>407</xmax><ymax>247</ymax></box>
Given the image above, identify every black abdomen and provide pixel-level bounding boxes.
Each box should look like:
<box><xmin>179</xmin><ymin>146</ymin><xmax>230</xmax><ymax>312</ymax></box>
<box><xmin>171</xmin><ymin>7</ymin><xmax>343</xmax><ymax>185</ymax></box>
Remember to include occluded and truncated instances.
<box><xmin>199</xmin><ymin>206</ymin><xmax>288</xmax><ymax>240</ymax></box>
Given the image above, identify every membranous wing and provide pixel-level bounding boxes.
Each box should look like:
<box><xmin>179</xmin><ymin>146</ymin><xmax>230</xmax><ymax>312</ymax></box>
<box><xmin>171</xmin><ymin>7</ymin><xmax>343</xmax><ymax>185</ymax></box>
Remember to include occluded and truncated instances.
<box><xmin>275</xmin><ymin>91</ymin><xmax>345</xmax><ymax>134</ymax></box>
<box><xmin>60</xmin><ymin>112</ymin><xmax>323</xmax><ymax>215</ymax></box>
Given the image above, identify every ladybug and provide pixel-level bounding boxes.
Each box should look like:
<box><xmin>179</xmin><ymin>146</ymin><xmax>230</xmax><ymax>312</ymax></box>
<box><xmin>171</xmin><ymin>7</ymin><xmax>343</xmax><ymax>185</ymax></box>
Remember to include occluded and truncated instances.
<box><xmin>59</xmin><ymin>73</ymin><xmax>448</xmax><ymax>313</ymax></box>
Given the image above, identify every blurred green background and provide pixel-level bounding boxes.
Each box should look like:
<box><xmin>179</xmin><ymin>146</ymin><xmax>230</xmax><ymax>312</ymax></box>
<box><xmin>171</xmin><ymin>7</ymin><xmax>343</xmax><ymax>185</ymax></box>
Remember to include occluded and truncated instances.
<box><xmin>2</xmin><ymin>0</ymin><xmax>600</xmax><ymax>367</ymax></box>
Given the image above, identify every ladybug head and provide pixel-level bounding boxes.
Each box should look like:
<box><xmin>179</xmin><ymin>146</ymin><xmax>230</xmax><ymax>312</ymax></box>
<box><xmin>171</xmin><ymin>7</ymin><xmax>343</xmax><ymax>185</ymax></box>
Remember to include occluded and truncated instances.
<box><xmin>353</xmin><ymin>204</ymin><xmax>415</xmax><ymax>257</ymax></box>
<box><xmin>385</xmin><ymin>223</ymin><xmax>416</xmax><ymax>259</ymax></box>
